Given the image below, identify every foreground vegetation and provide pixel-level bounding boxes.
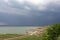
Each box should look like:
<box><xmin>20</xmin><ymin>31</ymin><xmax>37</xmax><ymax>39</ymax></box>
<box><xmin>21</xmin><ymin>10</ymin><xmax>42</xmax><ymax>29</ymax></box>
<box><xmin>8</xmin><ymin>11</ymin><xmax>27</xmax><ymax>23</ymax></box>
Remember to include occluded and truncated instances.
<box><xmin>0</xmin><ymin>23</ymin><xmax>60</xmax><ymax>40</ymax></box>
<box><xmin>42</xmin><ymin>24</ymin><xmax>60</xmax><ymax>40</ymax></box>
<box><xmin>0</xmin><ymin>34</ymin><xmax>23</xmax><ymax>39</ymax></box>
<box><xmin>11</xmin><ymin>35</ymin><xmax>41</xmax><ymax>40</ymax></box>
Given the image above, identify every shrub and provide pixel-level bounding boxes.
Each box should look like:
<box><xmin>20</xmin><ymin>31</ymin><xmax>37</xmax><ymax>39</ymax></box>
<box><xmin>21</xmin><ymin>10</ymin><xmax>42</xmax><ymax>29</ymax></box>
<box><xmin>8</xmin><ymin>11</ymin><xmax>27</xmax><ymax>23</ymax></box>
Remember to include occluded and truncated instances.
<box><xmin>42</xmin><ymin>24</ymin><xmax>60</xmax><ymax>40</ymax></box>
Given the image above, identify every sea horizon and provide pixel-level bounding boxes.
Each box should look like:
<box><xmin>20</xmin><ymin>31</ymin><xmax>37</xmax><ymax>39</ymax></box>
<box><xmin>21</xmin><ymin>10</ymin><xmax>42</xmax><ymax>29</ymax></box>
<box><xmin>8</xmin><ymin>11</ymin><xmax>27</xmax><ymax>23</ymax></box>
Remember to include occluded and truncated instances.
<box><xmin>0</xmin><ymin>26</ymin><xmax>39</xmax><ymax>34</ymax></box>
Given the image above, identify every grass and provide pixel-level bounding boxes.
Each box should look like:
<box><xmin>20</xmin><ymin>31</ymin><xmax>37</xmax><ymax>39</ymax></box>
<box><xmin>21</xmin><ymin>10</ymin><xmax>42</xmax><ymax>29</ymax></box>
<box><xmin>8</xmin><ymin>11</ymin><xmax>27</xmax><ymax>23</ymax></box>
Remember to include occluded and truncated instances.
<box><xmin>11</xmin><ymin>35</ymin><xmax>41</xmax><ymax>40</ymax></box>
<box><xmin>0</xmin><ymin>34</ymin><xmax>23</xmax><ymax>39</ymax></box>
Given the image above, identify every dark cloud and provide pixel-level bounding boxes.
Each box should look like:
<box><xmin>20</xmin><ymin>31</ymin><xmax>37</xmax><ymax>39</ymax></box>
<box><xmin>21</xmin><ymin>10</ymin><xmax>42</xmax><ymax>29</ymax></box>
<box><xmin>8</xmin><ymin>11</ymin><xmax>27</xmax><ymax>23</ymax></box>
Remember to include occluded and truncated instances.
<box><xmin>0</xmin><ymin>0</ymin><xmax>60</xmax><ymax>26</ymax></box>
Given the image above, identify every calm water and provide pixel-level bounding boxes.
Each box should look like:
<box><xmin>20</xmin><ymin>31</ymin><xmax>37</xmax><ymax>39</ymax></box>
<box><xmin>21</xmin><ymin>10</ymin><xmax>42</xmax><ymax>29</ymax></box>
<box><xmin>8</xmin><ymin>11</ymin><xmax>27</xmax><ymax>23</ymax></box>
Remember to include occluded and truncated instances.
<box><xmin>0</xmin><ymin>26</ymin><xmax>38</xmax><ymax>34</ymax></box>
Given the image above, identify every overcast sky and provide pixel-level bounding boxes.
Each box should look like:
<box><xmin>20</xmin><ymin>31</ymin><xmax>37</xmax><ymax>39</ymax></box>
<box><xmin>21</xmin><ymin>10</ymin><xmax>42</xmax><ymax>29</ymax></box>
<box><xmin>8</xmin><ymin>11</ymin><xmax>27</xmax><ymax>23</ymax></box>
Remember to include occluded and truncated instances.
<box><xmin>0</xmin><ymin>0</ymin><xmax>60</xmax><ymax>26</ymax></box>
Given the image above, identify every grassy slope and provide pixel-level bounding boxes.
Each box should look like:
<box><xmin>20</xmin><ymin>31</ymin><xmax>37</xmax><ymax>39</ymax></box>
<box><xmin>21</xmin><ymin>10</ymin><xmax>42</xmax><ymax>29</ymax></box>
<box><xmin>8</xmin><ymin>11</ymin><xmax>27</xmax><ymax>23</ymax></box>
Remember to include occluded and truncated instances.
<box><xmin>0</xmin><ymin>34</ymin><xmax>23</xmax><ymax>39</ymax></box>
<box><xmin>11</xmin><ymin>35</ymin><xmax>41</xmax><ymax>40</ymax></box>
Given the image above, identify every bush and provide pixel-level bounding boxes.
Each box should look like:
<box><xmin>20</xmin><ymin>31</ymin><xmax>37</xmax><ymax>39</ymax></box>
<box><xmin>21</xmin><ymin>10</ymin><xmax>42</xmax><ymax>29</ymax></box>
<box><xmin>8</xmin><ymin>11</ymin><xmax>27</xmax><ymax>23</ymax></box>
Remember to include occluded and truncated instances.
<box><xmin>42</xmin><ymin>24</ymin><xmax>60</xmax><ymax>40</ymax></box>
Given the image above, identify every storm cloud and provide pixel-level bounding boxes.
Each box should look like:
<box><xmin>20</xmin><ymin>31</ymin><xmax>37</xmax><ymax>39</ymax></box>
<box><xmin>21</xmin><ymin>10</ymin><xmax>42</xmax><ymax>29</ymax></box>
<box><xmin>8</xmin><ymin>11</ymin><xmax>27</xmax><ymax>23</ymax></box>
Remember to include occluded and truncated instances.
<box><xmin>0</xmin><ymin>0</ymin><xmax>60</xmax><ymax>26</ymax></box>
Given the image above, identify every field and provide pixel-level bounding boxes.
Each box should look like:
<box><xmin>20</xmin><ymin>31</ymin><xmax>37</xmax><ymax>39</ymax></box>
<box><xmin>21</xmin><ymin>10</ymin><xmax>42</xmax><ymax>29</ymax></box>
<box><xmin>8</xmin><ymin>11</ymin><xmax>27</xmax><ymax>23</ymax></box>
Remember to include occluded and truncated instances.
<box><xmin>0</xmin><ymin>34</ymin><xmax>24</xmax><ymax>40</ymax></box>
<box><xmin>0</xmin><ymin>34</ymin><xmax>41</xmax><ymax>40</ymax></box>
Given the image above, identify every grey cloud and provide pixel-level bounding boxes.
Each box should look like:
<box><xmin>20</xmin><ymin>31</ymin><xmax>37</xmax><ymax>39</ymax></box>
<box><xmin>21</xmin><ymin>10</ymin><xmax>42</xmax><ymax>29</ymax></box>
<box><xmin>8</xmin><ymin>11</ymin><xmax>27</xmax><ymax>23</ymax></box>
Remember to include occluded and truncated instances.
<box><xmin>0</xmin><ymin>0</ymin><xmax>60</xmax><ymax>26</ymax></box>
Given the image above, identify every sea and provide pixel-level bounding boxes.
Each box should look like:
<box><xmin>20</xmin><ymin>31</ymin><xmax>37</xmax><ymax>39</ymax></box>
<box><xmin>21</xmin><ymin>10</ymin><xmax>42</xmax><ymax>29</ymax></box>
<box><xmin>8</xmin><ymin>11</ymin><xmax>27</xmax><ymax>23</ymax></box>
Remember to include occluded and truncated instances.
<box><xmin>0</xmin><ymin>26</ymin><xmax>39</xmax><ymax>34</ymax></box>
